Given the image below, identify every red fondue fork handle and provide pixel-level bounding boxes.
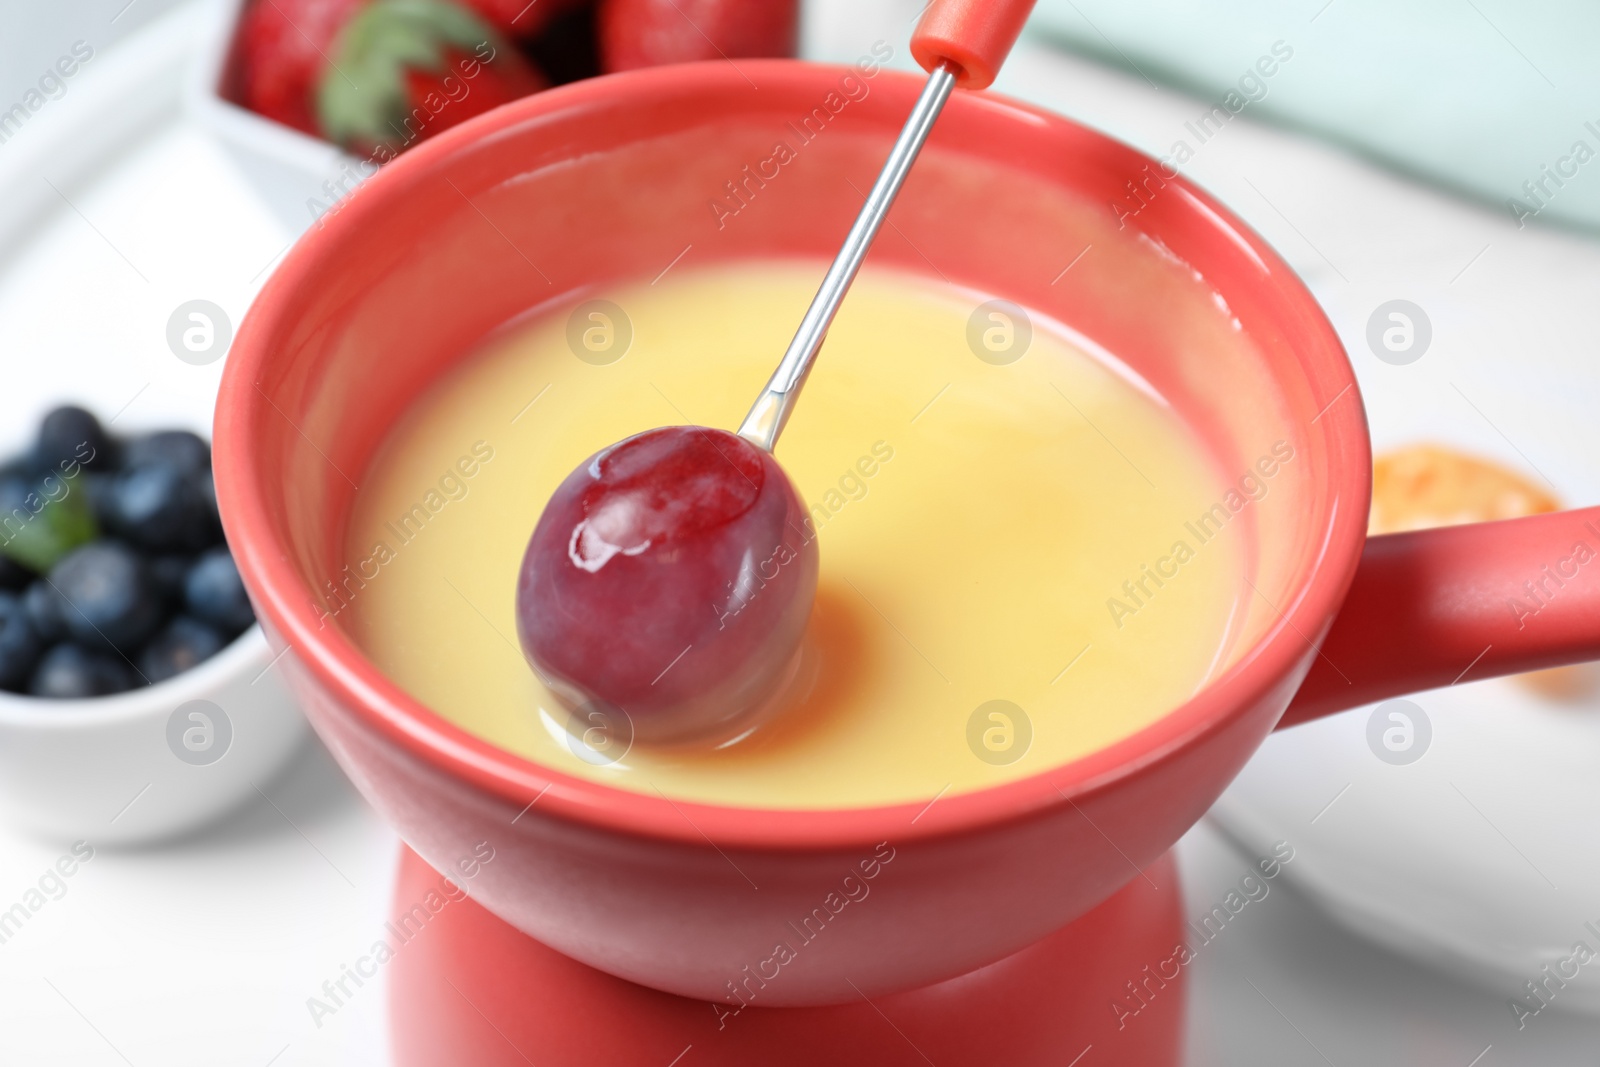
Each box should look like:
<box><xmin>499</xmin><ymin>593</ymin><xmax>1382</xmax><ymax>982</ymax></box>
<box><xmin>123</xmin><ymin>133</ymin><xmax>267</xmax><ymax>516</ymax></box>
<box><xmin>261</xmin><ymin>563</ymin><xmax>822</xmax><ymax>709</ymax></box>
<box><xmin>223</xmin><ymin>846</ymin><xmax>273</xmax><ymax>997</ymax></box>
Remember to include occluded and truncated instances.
<box><xmin>912</xmin><ymin>0</ymin><xmax>1038</xmax><ymax>90</ymax></box>
<box><xmin>1284</xmin><ymin>505</ymin><xmax>1600</xmax><ymax>726</ymax></box>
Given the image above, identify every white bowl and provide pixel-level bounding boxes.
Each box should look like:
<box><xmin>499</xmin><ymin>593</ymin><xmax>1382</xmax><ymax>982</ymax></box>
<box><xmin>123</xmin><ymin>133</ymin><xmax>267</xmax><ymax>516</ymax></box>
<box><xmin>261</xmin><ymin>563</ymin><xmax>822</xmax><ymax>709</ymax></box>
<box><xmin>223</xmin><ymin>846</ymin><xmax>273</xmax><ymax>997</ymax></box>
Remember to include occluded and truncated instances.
<box><xmin>0</xmin><ymin>2</ymin><xmax>311</xmax><ymax>847</ymax></box>
<box><xmin>0</xmin><ymin>622</ymin><xmax>308</xmax><ymax>845</ymax></box>
<box><xmin>184</xmin><ymin>0</ymin><xmax>362</xmax><ymax>235</ymax></box>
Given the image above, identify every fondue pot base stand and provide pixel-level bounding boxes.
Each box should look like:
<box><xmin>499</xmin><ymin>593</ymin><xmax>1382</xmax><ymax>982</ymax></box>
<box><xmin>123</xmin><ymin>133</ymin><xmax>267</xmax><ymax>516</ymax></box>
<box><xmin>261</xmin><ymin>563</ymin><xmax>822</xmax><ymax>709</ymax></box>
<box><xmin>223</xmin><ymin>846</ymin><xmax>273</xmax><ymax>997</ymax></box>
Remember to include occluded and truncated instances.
<box><xmin>387</xmin><ymin>846</ymin><xmax>1185</xmax><ymax>1066</ymax></box>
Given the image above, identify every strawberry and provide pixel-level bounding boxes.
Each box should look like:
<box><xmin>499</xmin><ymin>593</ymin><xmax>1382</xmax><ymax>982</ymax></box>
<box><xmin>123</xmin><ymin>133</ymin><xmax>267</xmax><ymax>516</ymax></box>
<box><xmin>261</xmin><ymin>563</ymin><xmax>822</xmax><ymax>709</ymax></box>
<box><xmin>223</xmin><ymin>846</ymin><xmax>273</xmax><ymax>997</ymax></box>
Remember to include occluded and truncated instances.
<box><xmin>457</xmin><ymin>0</ymin><xmax>589</xmax><ymax>38</ymax></box>
<box><xmin>236</xmin><ymin>0</ymin><xmax>368</xmax><ymax>135</ymax></box>
<box><xmin>316</xmin><ymin>0</ymin><xmax>546</xmax><ymax>157</ymax></box>
<box><xmin>597</xmin><ymin>0</ymin><xmax>797</xmax><ymax>73</ymax></box>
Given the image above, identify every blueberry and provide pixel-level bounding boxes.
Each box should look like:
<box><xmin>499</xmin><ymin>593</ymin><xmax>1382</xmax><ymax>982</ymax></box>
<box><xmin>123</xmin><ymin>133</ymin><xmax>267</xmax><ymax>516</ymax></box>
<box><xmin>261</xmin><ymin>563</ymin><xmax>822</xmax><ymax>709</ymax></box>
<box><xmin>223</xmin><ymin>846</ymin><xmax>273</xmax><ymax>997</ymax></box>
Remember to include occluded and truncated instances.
<box><xmin>35</xmin><ymin>405</ymin><xmax>114</xmax><ymax>473</ymax></box>
<box><xmin>0</xmin><ymin>553</ymin><xmax>31</xmax><ymax>591</ymax></box>
<box><xmin>49</xmin><ymin>542</ymin><xmax>162</xmax><ymax>651</ymax></box>
<box><xmin>195</xmin><ymin>471</ymin><xmax>223</xmax><ymax>545</ymax></box>
<box><xmin>148</xmin><ymin>554</ymin><xmax>192</xmax><ymax>604</ymax></box>
<box><xmin>0</xmin><ymin>591</ymin><xmax>42</xmax><ymax>690</ymax></box>
<box><xmin>139</xmin><ymin>615</ymin><xmax>224</xmax><ymax>684</ymax></box>
<box><xmin>197</xmin><ymin>468</ymin><xmax>220</xmax><ymax>527</ymax></box>
<box><xmin>106</xmin><ymin>464</ymin><xmax>214</xmax><ymax>552</ymax></box>
<box><xmin>0</xmin><ymin>477</ymin><xmax>40</xmax><ymax>552</ymax></box>
<box><xmin>122</xmin><ymin>431</ymin><xmax>209</xmax><ymax>476</ymax></box>
<box><xmin>80</xmin><ymin>471</ymin><xmax>117</xmax><ymax>528</ymax></box>
<box><xmin>0</xmin><ymin>473</ymin><xmax>30</xmax><ymax>517</ymax></box>
<box><xmin>184</xmin><ymin>548</ymin><xmax>254</xmax><ymax>635</ymax></box>
<box><xmin>23</xmin><ymin>580</ymin><xmax>68</xmax><ymax>642</ymax></box>
<box><xmin>28</xmin><ymin>643</ymin><xmax>135</xmax><ymax>698</ymax></box>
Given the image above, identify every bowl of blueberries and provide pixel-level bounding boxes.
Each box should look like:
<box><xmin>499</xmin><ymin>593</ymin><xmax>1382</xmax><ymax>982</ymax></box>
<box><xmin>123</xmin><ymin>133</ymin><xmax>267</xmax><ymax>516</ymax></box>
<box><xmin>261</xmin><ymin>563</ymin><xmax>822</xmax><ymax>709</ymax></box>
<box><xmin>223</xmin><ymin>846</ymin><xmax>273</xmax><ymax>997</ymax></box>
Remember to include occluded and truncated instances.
<box><xmin>0</xmin><ymin>405</ymin><xmax>308</xmax><ymax>844</ymax></box>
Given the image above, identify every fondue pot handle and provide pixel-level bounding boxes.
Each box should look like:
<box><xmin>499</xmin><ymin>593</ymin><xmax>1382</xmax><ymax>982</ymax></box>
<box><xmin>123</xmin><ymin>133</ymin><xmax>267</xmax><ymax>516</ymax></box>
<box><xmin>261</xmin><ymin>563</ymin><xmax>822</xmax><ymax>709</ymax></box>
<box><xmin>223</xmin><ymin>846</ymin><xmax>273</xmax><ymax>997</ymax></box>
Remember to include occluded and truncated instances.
<box><xmin>912</xmin><ymin>0</ymin><xmax>1039</xmax><ymax>90</ymax></box>
<box><xmin>1282</xmin><ymin>505</ymin><xmax>1600</xmax><ymax>726</ymax></box>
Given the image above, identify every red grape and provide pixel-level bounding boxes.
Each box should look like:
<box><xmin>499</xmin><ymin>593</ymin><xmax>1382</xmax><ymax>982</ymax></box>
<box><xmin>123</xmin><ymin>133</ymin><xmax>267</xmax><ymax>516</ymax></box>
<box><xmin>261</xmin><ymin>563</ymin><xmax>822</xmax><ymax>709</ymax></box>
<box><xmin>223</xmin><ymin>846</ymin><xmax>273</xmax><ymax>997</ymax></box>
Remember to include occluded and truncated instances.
<box><xmin>517</xmin><ymin>426</ymin><xmax>818</xmax><ymax>747</ymax></box>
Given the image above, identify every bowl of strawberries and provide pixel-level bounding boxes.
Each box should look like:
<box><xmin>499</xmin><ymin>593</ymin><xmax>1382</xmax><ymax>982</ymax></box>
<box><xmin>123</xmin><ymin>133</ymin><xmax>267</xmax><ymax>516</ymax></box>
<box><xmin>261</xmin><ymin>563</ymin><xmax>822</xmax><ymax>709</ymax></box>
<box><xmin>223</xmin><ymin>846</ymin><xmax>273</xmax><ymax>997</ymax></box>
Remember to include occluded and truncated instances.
<box><xmin>188</xmin><ymin>0</ymin><xmax>799</xmax><ymax>232</ymax></box>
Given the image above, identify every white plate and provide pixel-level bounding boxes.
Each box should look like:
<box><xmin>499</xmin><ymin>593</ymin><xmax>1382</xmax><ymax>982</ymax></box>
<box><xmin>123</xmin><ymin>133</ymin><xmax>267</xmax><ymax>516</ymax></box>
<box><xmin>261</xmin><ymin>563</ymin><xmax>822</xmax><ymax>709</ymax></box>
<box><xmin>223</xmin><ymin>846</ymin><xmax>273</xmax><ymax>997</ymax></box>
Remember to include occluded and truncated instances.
<box><xmin>1208</xmin><ymin>309</ymin><xmax>1600</xmax><ymax>1011</ymax></box>
<box><xmin>1212</xmin><ymin>671</ymin><xmax>1600</xmax><ymax>1014</ymax></box>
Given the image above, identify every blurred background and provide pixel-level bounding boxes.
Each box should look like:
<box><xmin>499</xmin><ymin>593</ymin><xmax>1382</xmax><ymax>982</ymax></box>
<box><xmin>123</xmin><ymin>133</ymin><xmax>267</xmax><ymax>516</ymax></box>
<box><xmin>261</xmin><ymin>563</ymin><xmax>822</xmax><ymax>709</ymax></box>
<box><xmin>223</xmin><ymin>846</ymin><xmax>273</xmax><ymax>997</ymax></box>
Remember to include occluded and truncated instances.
<box><xmin>0</xmin><ymin>0</ymin><xmax>1597</xmax><ymax>1063</ymax></box>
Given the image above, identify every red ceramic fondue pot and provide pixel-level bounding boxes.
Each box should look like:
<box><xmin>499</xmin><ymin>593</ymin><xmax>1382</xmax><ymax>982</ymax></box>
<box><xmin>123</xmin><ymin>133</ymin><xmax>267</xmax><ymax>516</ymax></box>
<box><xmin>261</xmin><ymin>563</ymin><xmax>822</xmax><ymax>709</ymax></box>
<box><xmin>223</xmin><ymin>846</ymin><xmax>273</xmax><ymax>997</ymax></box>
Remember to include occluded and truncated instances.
<box><xmin>213</xmin><ymin>23</ymin><xmax>1600</xmax><ymax>1022</ymax></box>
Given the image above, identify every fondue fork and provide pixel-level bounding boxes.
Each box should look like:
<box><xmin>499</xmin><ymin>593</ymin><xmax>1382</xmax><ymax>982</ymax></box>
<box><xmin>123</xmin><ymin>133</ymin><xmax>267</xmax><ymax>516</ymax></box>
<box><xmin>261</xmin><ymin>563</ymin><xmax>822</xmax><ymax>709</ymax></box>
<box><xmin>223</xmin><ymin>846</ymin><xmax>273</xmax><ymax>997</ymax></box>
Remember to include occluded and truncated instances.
<box><xmin>515</xmin><ymin>0</ymin><xmax>1039</xmax><ymax>747</ymax></box>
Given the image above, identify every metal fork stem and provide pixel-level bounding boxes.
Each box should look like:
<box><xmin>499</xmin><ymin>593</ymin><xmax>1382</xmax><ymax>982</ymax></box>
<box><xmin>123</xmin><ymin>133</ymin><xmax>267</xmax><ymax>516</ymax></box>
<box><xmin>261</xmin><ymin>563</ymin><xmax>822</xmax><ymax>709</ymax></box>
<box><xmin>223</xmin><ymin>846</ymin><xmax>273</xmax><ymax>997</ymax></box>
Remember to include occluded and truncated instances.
<box><xmin>737</xmin><ymin>62</ymin><xmax>958</xmax><ymax>452</ymax></box>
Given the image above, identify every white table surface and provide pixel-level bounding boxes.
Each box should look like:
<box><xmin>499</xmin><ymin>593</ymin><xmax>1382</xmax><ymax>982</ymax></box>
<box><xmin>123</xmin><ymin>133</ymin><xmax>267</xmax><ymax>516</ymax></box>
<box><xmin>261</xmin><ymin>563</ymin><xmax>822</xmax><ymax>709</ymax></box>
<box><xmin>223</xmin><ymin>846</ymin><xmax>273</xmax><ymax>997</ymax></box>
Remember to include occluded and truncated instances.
<box><xmin>1</xmin><ymin>2</ymin><xmax>1597</xmax><ymax>1063</ymax></box>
